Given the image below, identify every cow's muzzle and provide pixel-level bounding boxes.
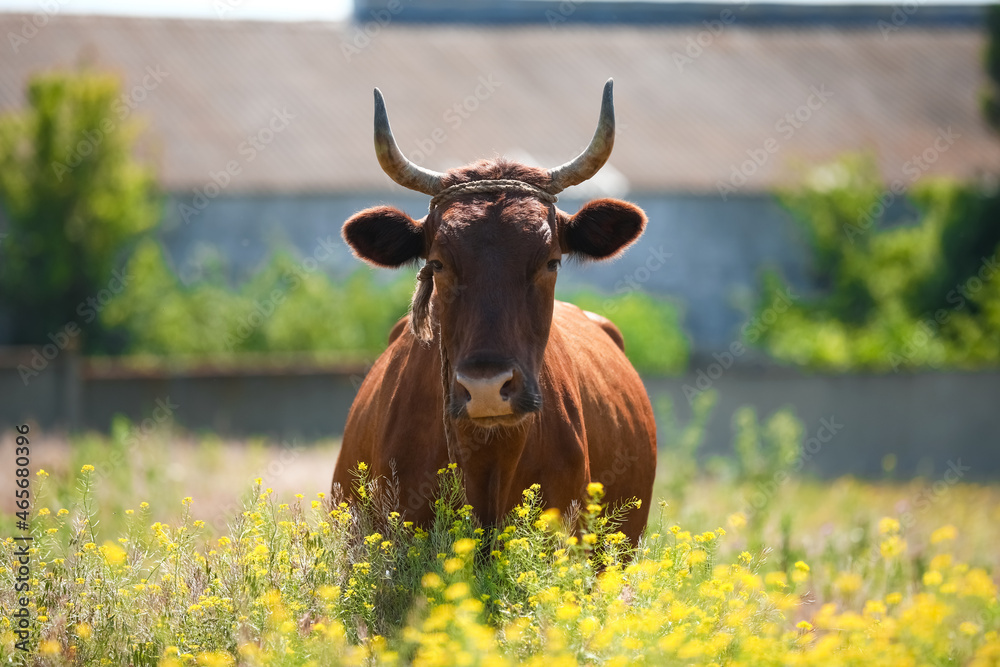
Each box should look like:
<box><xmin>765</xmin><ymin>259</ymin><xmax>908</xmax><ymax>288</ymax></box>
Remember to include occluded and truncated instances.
<box><xmin>450</xmin><ymin>362</ymin><xmax>542</xmax><ymax>421</ymax></box>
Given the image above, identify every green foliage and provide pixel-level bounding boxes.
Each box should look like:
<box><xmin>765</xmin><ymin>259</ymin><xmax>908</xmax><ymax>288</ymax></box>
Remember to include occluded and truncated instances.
<box><xmin>101</xmin><ymin>240</ymin><xmax>414</xmax><ymax>359</ymax></box>
<box><xmin>0</xmin><ymin>70</ymin><xmax>160</xmax><ymax>351</ymax></box>
<box><xmin>753</xmin><ymin>154</ymin><xmax>1000</xmax><ymax>371</ymax></box>
<box><xmin>654</xmin><ymin>390</ymin><xmax>717</xmax><ymax>506</ymax></box>
<box><xmin>983</xmin><ymin>4</ymin><xmax>1000</xmax><ymax>132</ymax></box>
<box><xmin>560</xmin><ymin>289</ymin><xmax>689</xmax><ymax>374</ymax></box>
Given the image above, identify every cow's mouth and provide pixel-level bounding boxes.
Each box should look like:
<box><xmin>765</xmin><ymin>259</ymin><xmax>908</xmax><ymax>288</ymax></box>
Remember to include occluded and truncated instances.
<box><xmin>468</xmin><ymin>413</ymin><xmax>529</xmax><ymax>428</ymax></box>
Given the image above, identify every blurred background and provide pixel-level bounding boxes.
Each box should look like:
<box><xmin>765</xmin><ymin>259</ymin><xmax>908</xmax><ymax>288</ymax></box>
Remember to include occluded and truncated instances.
<box><xmin>1</xmin><ymin>0</ymin><xmax>999</xmax><ymax>494</ymax></box>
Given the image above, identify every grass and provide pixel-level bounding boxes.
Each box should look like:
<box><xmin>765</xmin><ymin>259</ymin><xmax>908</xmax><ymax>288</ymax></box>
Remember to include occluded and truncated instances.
<box><xmin>1</xmin><ymin>420</ymin><xmax>999</xmax><ymax>666</ymax></box>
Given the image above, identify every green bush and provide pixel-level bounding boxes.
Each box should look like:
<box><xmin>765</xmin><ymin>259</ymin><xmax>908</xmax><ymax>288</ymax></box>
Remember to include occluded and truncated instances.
<box><xmin>0</xmin><ymin>70</ymin><xmax>159</xmax><ymax>351</ymax></box>
<box><xmin>101</xmin><ymin>240</ymin><xmax>413</xmax><ymax>359</ymax></box>
<box><xmin>559</xmin><ymin>289</ymin><xmax>689</xmax><ymax>374</ymax></box>
<box><xmin>752</xmin><ymin>154</ymin><xmax>1000</xmax><ymax>371</ymax></box>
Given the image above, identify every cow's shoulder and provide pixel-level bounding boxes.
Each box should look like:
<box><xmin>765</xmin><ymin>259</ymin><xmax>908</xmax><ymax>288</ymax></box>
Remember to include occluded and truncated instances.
<box><xmin>387</xmin><ymin>315</ymin><xmax>409</xmax><ymax>345</ymax></box>
<box><xmin>553</xmin><ymin>300</ymin><xmax>625</xmax><ymax>351</ymax></box>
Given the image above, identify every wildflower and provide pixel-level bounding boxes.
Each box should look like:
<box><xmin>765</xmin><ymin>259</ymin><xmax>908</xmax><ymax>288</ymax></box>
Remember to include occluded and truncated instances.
<box><xmin>36</xmin><ymin>469</ymin><xmax>49</xmax><ymax>477</ymax></box>
<box><xmin>960</xmin><ymin>622</ymin><xmax>980</xmax><ymax>636</ymax></box>
<box><xmin>453</xmin><ymin>538</ymin><xmax>477</xmax><ymax>556</ymax></box>
<box><xmin>922</xmin><ymin>570</ymin><xmax>946</xmax><ymax>589</ymax></box>
<box><xmin>80</xmin><ymin>464</ymin><xmax>95</xmax><ymax>473</ymax></box>
<box><xmin>931</xmin><ymin>525</ymin><xmax>958</xmax><ymax>544</ymax></box>
<box><xmin>587</xmin><ymin>482</ymin><xmax>604</xmax><ymax>498</ymax></box>
<box><xmin>797</xmin><ymin>621</ymin><xmax>813</xmax><ymax>631</ymax></box>
<box><xmin>864</xmin><ymin>600</ymin><xmax>887</xmax><ymax>616</ymax></box>
<box><xmin>880</xmin><ymin>535</ymin><xmax>906</xmax><ymax>560</ymax></box>
<box><xmin>445</xmin><ymin>582</ymin><xmax>470</xmax><ymax>600</ymax></box>
<box><xmin>39</xmin><ymin>640</ymin><xmax>60</xmax><ymax>655</ymax></box>
<box><xmin>878</xmin><ymin>517</ymin><xmax>901</xmax><ymax>535</ymax></box>
<box><xmin>834</xmin><ymin>572</ymin><xmax>863</xmax><ymax>595</ymax></box>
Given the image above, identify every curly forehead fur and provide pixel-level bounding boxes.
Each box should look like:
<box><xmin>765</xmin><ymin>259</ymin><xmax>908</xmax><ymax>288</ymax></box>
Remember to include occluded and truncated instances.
<box><xmin>427</xmin><ymin>158</ymin><xmax>559</xmax><ymax>238</ymax></box>
<box><xmin>440</xmin><ymin>157</ymin><xmax>552</xmax><ymax>190</ymax></box>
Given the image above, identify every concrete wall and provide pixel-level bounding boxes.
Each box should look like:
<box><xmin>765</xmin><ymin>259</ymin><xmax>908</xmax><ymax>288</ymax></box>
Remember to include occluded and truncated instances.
<box><xmin>159</xmin><ymin>191</ymin><xmax>813</xmax><ymax>352</ymax></box>
<box><xmin>3</xmin><ymin>349</ymin><xmax>997</xmax><ymax>479</ymax></box>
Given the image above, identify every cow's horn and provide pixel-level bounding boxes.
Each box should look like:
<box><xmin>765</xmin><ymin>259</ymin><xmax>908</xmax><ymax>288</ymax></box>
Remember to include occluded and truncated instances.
<box><xmin>373</xmin><ymin>88</ymin><xmax>447</xmax><ymax>195</ymax></box>
<box><xmin>544</xmin><ymin>79</ymin><xmax>616</xmax><ymax>194</ymax></box>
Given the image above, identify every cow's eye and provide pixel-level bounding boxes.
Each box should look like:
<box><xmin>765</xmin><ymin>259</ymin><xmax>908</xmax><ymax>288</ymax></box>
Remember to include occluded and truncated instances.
<box><xmin>547</xmin><ymin>259</ymin><xmax>561</xmax><ymax>272</ymax></box>
<box><xmin>429</xmin><ymin>260</ymin><xmax>444</xmax><ymax>272</ymax></box>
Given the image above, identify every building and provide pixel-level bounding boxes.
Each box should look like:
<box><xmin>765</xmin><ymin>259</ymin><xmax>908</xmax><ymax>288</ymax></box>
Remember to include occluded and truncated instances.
<box><xmin>1</xmin><ymin>5</ymin><xmax>997</xmax><ymax>351</ymax></box>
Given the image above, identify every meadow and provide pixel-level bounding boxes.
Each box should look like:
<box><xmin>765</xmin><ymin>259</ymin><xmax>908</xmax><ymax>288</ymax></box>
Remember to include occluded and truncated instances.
<box><xmin>1</xmin><ymin>405</ymin><xmax>999</xmax><ymax>666</ymax></box>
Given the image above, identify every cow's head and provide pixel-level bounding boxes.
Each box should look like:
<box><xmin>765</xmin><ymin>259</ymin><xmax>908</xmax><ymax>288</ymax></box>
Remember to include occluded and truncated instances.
<box><xmin>343</xmin><ymin>80</ymin><xmax>646</xmax><ymax>428</ymax></box>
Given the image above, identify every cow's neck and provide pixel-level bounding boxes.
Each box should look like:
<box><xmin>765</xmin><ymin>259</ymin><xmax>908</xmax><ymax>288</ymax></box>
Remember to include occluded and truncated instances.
<box><xmin>438</xmin><ymin>347</ymin><xmax>533</xmax><ymax>528</ymax></box>
<box><xmin>446</xmin><ymin>416</ymin><xmax>533</xmax><ymax>528</ymax></box>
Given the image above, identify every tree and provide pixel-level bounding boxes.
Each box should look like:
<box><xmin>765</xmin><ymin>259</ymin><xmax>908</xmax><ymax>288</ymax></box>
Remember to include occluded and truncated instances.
<box><xmin>0</xmin><ymin>70</ymin><xmax>160</xmax><ymax>352</ymax></box>
<box><xmin>983</xmin><ymin>4</ymin><xmax>1000</xmax><ymax>133</ymax></box>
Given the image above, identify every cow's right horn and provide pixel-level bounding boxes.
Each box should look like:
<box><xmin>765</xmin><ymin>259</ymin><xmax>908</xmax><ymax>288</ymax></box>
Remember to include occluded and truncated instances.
<box><xmin>373</xmin><ymin>88</ymin><xmax>447</xmax><ymax>195</ymax></box>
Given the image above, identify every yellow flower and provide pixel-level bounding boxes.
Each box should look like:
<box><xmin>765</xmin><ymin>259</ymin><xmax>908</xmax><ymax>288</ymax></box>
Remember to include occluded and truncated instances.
<box><xmin>689</xmin><ymin>550</ymin><xmax>708</xmax><ymax>567</ymax></box>
<box><xmin>880</xmin><ymin>535</ymin><xmax>906</xmax><ymax>560</ymax></box>
<box><xmin>796</xmin><ymin>621</ymin><xmax>813</xmax><ymax>631</ymax></box>
<box><xmin>36</xmin><ymin>469</ymin><xmax>49</xmax><ymax>477</ymax></box>
<box><xmin>834</xmin><ymin>571</ymin><xmax>863</xmax><ymax>595</ymax></box>
<box><xmin>80</xmin><ymin>464</ymin><xmax>95</xmax><ymax>473</ymax></box>
<box><xmin>39</xmin><ymin>640</ymin><xmax>61</xmax><ymax>655</ymax></box>
<box><xmin>878</xmin><ymin>517</ymin><xmax>901</xmax><ymax>535</ymax></box>
<box><xmin>586</xmin><ymin>482</ymin><xmax>604</xmax><ymax>497</ymax></box>
<box><xmin>422</xmin><ymin>573</ymin><xmax>443</xmax><ymax>589</ymax></box>
<box><xmin>76</xmin><ymin>623</ymin><xmax>92</xmax><ymax>639</ymax></box>
<box><xmin>923</xmin><ymin>570</ymin><xmax>943</xmax><ymax>587</ymax></box>
<box><xmin>959</xmin><ymin>622</ymin><xmax>980</xmax><ymax>636</ymax></box>
<box><xmin>453</xmin><ymin>538</ymin><xmax>477</xmax><ymax>556</ymax></box>
<box><xmin>445</xmin><ymin>582</ymin><xmax>469</xmax><ymax>600</ymax></box>
<box><xmin>886</xmin><ymin>592</ymin><xmax>903</xmax><ymax>605</ymax></box>
<box><xmin>930</xmin><ymin>525</ymin><xmax>958</xmax><ymax>544</ymax></box>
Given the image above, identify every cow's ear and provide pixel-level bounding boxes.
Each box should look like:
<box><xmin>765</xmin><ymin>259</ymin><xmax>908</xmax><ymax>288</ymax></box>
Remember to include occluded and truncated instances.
<box><xmin>561</xmin><ymin>198</ymin><xmax>646</xmax><ymax>260</ymax></box>
<box><xmin>342</xmin><ymin>206</ymin><xmax>424</xmax><ymax>267</ymax></box>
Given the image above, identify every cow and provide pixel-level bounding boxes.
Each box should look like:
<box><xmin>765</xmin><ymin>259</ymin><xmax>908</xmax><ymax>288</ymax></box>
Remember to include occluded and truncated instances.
<box><xmin>332</xmin><ymin>80</ymin><xmax>657</xmax><ymax>544</ymax></box>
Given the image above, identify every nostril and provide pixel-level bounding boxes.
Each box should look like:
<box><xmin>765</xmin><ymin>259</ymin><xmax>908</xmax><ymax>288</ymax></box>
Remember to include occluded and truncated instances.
<box><xmin>500</xmin><ymin>379</ymin><xmax>513</xmax><ymax>400</ymax></box>
<box><xmin>457</xmin><ymin>383</ymin><xmax>472</xmax><ymax>403</ymax></box>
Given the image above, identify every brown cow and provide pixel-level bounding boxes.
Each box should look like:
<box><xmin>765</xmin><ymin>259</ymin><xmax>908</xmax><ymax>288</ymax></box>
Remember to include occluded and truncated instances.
<box><xmin>332</xmin><ymin>80</ymin><xmax>656</xmax><ymax>543</ymax></box>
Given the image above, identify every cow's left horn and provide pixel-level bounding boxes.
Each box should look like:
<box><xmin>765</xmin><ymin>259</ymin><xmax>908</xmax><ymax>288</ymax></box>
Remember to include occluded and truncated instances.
<box><xmin>544</xmin><ymin>79</ymin><xmax>616</xmax><ymax>194</ymax></box>
<box><xmin>373</xmin><ymin>88</ymin><xmax>447</xmax><ymax>195</ymax></box>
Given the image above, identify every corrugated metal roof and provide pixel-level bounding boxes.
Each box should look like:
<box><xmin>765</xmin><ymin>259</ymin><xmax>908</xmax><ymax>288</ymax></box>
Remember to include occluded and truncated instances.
<box><xmin>0</xmin><ymin>13</ymin><xmax>997</xmax><ymax>195</ymax></box>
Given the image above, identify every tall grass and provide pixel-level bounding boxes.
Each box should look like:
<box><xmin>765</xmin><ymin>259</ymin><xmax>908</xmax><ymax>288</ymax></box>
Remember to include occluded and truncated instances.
<box><xmin>2</xmin><ymin>432</ymin><xmax>999</xmax><ymax>665</ymax></box>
